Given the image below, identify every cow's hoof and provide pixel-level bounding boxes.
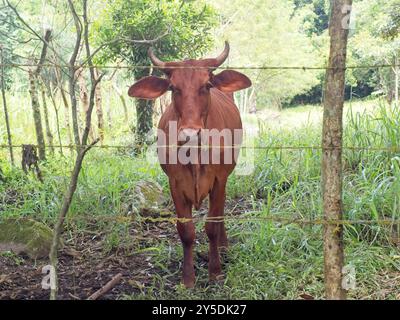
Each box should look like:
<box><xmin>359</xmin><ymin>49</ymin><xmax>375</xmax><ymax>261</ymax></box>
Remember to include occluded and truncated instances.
<box><xmin>182</xmin><ymin>278</ymin><xmax>195</xmax><ymax>289</ymax></box>
<box><xmin>218</xmin><ymin>244</ymin><xmax>228</xmax><ymax>253</ymax></box>
<box><xmin>209</xmin><ymin>273</ymin><xmax>225</xmax><ymax>285</ymax></box>
<box><xmin>218</xmin><ymin>238</ymin><xmax>229</xmax><ymax>249</ymax></box>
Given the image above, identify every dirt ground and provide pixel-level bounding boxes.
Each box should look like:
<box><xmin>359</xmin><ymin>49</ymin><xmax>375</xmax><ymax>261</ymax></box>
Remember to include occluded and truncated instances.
<box><xmin>0</xmin><ymin>199</ymin><xmax>251</xmax><ymax>300</ymax></box>
<box><xmin>0</xmin><ymin>221</ymin><xmax>176</xmax><ymax>300</ymax></box>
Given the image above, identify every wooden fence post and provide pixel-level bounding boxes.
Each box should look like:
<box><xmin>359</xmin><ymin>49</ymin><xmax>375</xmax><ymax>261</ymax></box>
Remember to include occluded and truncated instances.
<box><xmin>322</xmin><ymin>0</ymin><xmax>352</xmax><ymax>300</ymax></box>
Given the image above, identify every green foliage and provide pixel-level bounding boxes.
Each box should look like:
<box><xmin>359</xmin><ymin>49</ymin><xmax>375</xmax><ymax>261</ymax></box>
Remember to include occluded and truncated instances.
<box><xmin>293</xmin><ymin>0</ymin><xmax>330</xmax><ymax>36</ymax></box>
<box><xmin>348</xmin><ymin>0</ymin><xmax>400</xmax><ymax>97</ymax></box>
<box><xmin>212</xmin><ymin>0</ymin><xmax>321</xmax><ymax>108</ymax></box>
<box><xmin>380</xmin><ymin>0</ymin><xmax>400</xmax><ymax>40</ymax></box>
<box><xmin>92</xmin><ymin>0</ymin><xmax>218</xmax><ymax>76</ymax></box>
<box><xmin>0</xmin><ymin>4</ymin><xmax>20</xmax><ymax>88</ymax></box>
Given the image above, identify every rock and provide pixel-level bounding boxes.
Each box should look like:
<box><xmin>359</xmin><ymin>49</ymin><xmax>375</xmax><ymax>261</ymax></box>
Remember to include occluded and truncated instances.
<box><xmin>122</xmin><ymin>180</ymin><xmax>167</xmax><ymax>216</ymax></box>
<box><xmin>0</xmin><ymin>218</ymin><xmax>53</xmax><ymax>259</ymax></box>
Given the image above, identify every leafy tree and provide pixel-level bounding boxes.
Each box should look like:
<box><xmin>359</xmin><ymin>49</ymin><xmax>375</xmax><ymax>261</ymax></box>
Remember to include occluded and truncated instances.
<box><xmin>0</xmin><ymin>3</ymin><xmax>20</xmax><ymax>89</ymax></box>
<box><xmin>380</xmin><ymin>0</ymin><xmax>400</xmax><ymax>40</ymax></box>
<box><xmin>293</xmin><ymin>0</ymin><xmax>329</xmax><ymax>37</ymax></box>
<box><xmin>212</xmin><ymin>0</ymin><xmax>320</xmax><ymax>108</ymax></box>
<box><xmin>349</xmin><ymin>0</ymin><xmax>400</xmax><ymax>104</ymax></box>
<box><xmin>93</xmin><ymin>0</ymin><xmax>218</xmax><ymax>149</ymax></box>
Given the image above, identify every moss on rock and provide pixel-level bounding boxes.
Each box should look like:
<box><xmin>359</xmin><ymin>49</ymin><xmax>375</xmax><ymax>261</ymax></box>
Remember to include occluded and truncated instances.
<box><xmin>0</xmin><ymin>218</ymin><xmax>53</xmax><ymax>259</ymax></box>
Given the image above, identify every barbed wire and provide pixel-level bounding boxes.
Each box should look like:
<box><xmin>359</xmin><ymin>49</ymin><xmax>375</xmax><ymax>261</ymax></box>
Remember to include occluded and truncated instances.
<box><xmin>2</xmin><ymin>143</ymin><xmax>400</xmax><ymax>152</ymax></box>
<box><xmin>0</xmin><ymin>62</ymin><xmax>399</xmax><ymax>71</ymax></box>
<box><xmin>65</xmin><ymin>213</ymin><xmax>400</xmax><ymax>226</ymax></box>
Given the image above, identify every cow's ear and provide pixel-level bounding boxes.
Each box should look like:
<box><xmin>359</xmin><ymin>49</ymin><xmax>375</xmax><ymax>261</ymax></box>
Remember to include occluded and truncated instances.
<box><xmin>210</xmin><ymin>70</ymin><xmax>252</xmax><ymax>93</ymax></box>
<box><xmin>128</xmin><ymin>76</ymin><xmax>170</xmax><ymax>99</ymax></box>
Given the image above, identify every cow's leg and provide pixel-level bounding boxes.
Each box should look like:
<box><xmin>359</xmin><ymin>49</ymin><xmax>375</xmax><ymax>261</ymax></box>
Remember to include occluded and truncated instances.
<box><xmin>206</xmin><ymin>177</ymin><xmax>227</xmax><ymax>281</ymax></box>
<box><xmin>171</xmin><ymin>187</ymin><xmax>195</xmax><ymax>288</ymax></box>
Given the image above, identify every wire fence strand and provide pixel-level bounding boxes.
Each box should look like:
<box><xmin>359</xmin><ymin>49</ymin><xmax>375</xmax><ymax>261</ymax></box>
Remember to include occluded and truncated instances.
<box><xmin>66</xmin><ymin>213</ymin><xmax>400</xmax><ymax>227</ymax></box>
<box><xmin>2</xmin><ymin>144</ymin><xmax>400</xmax><ymax>152</ymax></box>
<box><xmin>0</xmin><ymin>62</ymin><xmax>399</xmax><ymax>71</ymax></box>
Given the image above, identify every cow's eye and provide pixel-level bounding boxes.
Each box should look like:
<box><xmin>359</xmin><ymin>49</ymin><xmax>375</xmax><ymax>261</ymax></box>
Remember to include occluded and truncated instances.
<box><xmin>199</xmin><ymin>85</ymin><xmax>210</xmax><ymax>94</ymax></box>
<box><xmin>171</xmin><ymin>86</ymin><xmax>181</xmax><ymax>95</ymax></box>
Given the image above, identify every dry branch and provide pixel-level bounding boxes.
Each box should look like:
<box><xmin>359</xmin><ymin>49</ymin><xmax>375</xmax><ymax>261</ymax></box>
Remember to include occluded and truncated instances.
<box><xmin>87</xmin><ymin>273</ymin><xmax>123</xmax><ymax>300</ymax></box>
<box><xmin>67</xmin><ymin>0</ymin><xmax>83</xmax><ymax>149</ymax></box>
<box><xmin>49</xmin><ymin>0</ymin><xmax>104</xmax><ymax>300</ymax></box>
<box><xmin>49</xmin><ymin>138</ymin><xmax>99</xmax><ymax>300</ymax></box>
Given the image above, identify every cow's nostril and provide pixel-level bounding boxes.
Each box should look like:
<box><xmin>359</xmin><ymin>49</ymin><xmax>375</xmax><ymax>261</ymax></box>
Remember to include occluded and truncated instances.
<box><xmin>179</xmin><ymin>128</ymin><xmax>200</xmax><ymax>142</ymax></box>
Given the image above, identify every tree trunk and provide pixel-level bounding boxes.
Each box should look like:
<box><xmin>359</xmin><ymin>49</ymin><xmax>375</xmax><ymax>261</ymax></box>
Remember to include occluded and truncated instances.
<box><xmin>135</xmin><ymin>99</ymin><xmax>154</xmax><ymax>151</ymax></box>
<box><xmin>94</xmin><ymin>68</ymin><xmax>104</xmax><ymax>143</ymax></box>
<box><xmin>112</xmin><ymin>82</ymin><xmax>128</xmax><ymax>122</ymax></box>
<box><xmin>28</xmin><ymin>69</ymin><xmax>46</xmax><ymax>161</ymax></box>
<box><xmin>0</xmin><ymin>45</ymin><xmax>14</xmax><ymax>165</ymax></box>
<box><xmin>134</xmin><ymin>68</ymin><xmax>153</xmax><ymax>152</ymax></box>
<box><xmin>249</xmin><ymin>88</ymin><xmax>257</xmax><ymax>114</ymax></box>
<box><xmin>41</xmin><ymin>82</ymin><xmax>54</xmax><ymax>154</ymax></box>
<box><xmin>106</xmin><ymin>88</ymin><xmax>112</xmax><ymax>129</ymax></box>
<box><xmin>322</xmin><ymin>0</ymin><xmax>352</xmax><ymax>300</ymax></box>
<box><xmin>54</xmin><ymin>63</ymin><xmax>73</xmax><ymax>148</ymax></box>
<box><xmin>67</xmin><ymin>0</ymin><xmax>83</xmax><ymax>151</ymax></box>
<box><xmin>69</xmin><ymin>65</ymin><xmax>80</xmax><ymax>148</ymax></box>
<box><xmin>76</xmin><ymin>67</ymin><xmax>95</xmax><ymax>141</ymax></box>
<box><xmin>47</xmin><ymin>86</ymin><xmax>64</xmax><ymax>156</ymax></box>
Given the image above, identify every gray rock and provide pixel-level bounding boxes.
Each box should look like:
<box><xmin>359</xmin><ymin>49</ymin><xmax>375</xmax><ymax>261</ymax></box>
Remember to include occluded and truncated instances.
<box><xmin>0</xmin><ymin>218</ymin><xmax>53</xmax><ymax>259</ymax></box>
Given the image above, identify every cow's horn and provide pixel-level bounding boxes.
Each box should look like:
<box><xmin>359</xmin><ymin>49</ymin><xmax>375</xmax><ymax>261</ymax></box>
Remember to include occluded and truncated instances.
<box><xmin>212</xmin><ymin>41</ymin><xmax>230</xmax><ymax>68</ymax></box>
<box><xmin>148</xmin><ymin>47</ymin><xmax>166</xmax><ymax>68</ymax></box>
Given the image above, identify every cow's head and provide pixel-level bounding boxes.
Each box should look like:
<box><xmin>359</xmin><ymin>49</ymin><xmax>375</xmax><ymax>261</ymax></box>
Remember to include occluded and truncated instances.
<box><xmin>128</xmin><ymin>42</ymin><xmax>251</xmax><ymax>141</ymax></box>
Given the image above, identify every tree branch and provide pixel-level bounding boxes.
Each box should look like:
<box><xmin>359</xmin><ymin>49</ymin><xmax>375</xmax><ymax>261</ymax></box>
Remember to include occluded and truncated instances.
<box><xmin>48</xmin><ymin>0</ymin><xmax>103</xmax><ymax>300</ymax></box>
<box><xmin>34</xmin><ymin>29</ymin><xmax>52</xmax><ymax>76</ymax></box>
<box><xmin>5</xmin><ymin>0</ymin><xmax>67</xmax><ymax>65</ymax></box>
<box><xmin>79</xmin><ymin>29</ymin><xmax>170</xmax><ymax>68</ymax></box>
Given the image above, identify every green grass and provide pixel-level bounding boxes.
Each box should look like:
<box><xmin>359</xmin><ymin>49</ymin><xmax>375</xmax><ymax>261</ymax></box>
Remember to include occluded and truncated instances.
<box><xmin>1</xmin><ymin>97</ymin><xmax>400</xmax><ymax>299</ymax></box>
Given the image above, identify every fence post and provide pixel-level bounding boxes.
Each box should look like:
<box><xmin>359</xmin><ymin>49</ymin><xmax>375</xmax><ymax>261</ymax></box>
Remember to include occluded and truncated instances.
<box><xmin>322</xmin><ymin>0</ymin><xmax>352</xmax><ymax>300</ymax></box>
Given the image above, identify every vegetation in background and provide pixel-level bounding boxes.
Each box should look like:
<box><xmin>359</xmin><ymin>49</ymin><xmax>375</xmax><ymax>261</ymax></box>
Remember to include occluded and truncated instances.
<box><xmin>212</xmin><ymin>0</ymin><xmax>321</xmax><ymax>109</ymax></box>
<box><xmin>0</xmin><ymin>3</ymin><xmax>20</xmax><ymax>88</ymax></box>
<box><xmin>93</xmin><ymin>0</ymin><xmax>218</xmax><ymax>149</ymax></box>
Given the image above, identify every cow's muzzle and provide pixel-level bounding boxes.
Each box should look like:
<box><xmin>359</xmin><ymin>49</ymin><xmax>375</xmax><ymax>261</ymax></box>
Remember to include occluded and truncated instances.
<box><xmin>178</xmin><ymin>128</ymin><xmax>201</xmax><ymax>144</ymax></box>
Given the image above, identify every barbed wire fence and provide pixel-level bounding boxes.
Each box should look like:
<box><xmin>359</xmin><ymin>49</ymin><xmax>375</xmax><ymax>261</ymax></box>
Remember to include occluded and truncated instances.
<box><xmin>1</xmin><ymin>62</ymin><xmax>399</xmax><ymax>70</ymax></box>
<box><xmin>1</xmin><ymin>41</ymin><xmax>400</xmax><ymax>298</ymax></box>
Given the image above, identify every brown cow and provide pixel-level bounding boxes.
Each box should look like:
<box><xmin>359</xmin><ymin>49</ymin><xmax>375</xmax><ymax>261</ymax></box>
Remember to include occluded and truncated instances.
<box><xmin>128</xmin><ymin>42</ymin><xmax>251</xmax><ymax>288</ymax></box>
